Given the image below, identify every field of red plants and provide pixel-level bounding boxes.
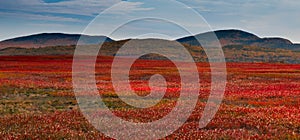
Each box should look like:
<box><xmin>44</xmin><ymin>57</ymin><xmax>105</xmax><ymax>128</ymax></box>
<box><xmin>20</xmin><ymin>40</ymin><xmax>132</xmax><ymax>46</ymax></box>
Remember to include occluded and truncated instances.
<box><xmin>0</xmin><ymin>55</ymin><xmax>300</xmax><ymax>139</ymax></box>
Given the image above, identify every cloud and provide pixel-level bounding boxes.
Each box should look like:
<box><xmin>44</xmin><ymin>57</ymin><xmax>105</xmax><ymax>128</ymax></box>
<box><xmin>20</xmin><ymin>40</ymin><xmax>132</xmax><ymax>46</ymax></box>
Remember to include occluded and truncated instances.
<box><xmin>176</xmin><ymin>0</ymin><xmax>300</xmax><ymax>42</ymax></box>
<box><xmin>0</xmin><ymin>0</ymin><xmax>152</xmax><ymax>17</ymax></box>
<box><xmin>28</xmin><ymin>23</ymin><xmax>67</xmax><ymax>27</ymax></box>
<box><xmin>0</xmin><ymin>0</ymin><xmax>300</xmax><ymax>42</ymax></box>
<box><xmin>42</xmin><ymin>0</ymin><xmax>71</xmax><ymax>3</ymax></box>
<box><xmin>0</xmin><ymin>0</ymin><xmax>154</xmax><ymax>25</ymax></box>
<box><xmin>104</xmin><ymin>1</ymin><xmax>154</xmax><ymax>15</ymax></box>
<box><xmin>0</xmin><ymin>0</ymin><xmax>118</xmax><ymax>16</ymax></box>
<box><xmin>0</xmin><ymin>11</ymin><xmax>81</xmax><ymax>22</ymax></box>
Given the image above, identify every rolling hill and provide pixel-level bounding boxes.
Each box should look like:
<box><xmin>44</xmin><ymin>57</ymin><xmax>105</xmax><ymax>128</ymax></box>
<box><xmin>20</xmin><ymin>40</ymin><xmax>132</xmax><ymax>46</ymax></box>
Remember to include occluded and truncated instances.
<box><xmin>0</xmin><ymin>33</ymin><xmax>113</xmax><ymax>49</ymax></box>
<box><xmin>0</xmin><ymin>29</ymin><xmax>299</xmax><ymax>63</ymax></box>
<box><xmin>177</xmin><ymin>29</ymin><xmax>299</xmax><ymax>50</ymax></box>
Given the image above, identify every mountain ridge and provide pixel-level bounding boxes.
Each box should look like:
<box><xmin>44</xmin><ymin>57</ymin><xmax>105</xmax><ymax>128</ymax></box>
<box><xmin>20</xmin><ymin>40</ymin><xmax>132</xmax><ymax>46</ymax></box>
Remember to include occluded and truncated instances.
<box><xmin>177</xmin><ymin>29</ymin><xmax>298</xmax><ymax>50</ymax></box>
<box><xmin>0</xmin><ymin>29</ymin><xmax>299</xmax><ymax>51</ymax></box>
<box><xmin>0</xmin><ymin>33</ymin><xmax>113</xmax><ymax>49</ymax></box>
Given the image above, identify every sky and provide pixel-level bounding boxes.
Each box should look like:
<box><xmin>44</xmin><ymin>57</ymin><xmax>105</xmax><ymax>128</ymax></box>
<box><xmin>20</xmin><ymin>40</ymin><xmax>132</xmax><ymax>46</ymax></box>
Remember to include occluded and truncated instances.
<box><xmin>0</xmin><ymin>0</ymin><xmax>299</xmax><ymax>43</ymax></box>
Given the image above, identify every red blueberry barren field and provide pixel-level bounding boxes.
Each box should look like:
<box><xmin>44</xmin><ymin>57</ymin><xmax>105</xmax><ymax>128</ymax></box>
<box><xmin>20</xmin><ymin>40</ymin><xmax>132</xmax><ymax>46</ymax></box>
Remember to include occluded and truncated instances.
<box><xmin>1</xmin><ymin>55</ymin><xmax>300</xmax><ymax>139</ymax></box>
<box><xmin>1</xmin><ymin>0</ymin><xmax>300</xmax><ymax>139</ymax></box>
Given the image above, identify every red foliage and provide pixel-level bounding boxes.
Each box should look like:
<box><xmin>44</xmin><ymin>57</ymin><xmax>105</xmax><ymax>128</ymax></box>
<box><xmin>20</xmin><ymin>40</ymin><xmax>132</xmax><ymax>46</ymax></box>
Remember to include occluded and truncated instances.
<box><xmin>0</xmin><ymin>56</ymin><xmax>300</xmax><ymax>139</ymax></box>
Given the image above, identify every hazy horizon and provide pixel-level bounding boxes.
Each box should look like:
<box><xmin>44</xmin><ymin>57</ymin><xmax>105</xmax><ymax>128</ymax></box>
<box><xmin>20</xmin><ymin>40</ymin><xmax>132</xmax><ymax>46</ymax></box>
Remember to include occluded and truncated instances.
<box><xmin>1</xmin><ymin>28</ymin><xmax>298</xmax><ymax>44</ymax></box>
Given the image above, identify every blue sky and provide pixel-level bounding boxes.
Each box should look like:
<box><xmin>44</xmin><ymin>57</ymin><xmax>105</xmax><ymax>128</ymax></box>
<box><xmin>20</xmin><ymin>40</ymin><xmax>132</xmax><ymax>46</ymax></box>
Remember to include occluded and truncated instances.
<box><xmin>0</xmin><ymin>0</ymin><xmax>299</xmax><ymax>43</ymax></box>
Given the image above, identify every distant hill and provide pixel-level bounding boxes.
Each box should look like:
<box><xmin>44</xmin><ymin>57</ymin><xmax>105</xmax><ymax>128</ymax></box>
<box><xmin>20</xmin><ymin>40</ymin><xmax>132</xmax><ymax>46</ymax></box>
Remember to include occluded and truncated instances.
<box><xmin>177</xmin><ymin>29</ymin><xmax>299</xmax><ymax>50</ymax></box>
<box><xmin>1</xmin><ymin>39</ymin><xmax>299</xmax><ymax>64</ymax></box>
<box><xmin>292</xmin><ymin>44</ymin><xmax>300</xmax><ymax>51</ymax></box>
<box><xmin>0</xmin><ymin>33</ymin><xmax>113</xmax><ymax>49</ymax></box>
<box><xmin>1</xmin><ymin>30</ymin><xmax>298</xmax><ymax>51</ymax></box>
<box><xmin>0</xmin><ymin>29</ymin><xmax>299</xmax><ymax>63</ymax></box>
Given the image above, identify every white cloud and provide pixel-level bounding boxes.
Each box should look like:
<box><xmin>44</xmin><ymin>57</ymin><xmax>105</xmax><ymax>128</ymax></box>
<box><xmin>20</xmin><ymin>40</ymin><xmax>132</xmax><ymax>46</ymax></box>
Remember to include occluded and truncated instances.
<box><xmin>28</xmin><ymin>23</ymin><xmax>67</xmax><ymax>27</ymax></box>
<box><xmin>0</xmin><ymin>0</ymin><xmax>152</xmax><ymax>17</ymax></box>
<box><xmin>1</xmin><ymin>0</ymin><xmax>300</xmax><ymax>42</ymax></box>
<box><xmin>0</xmin><ymin>0</ymin><xmax>155</xmax><ymax>26</ymax></box>
<box><xmin>0</xmin><ymin>11</ymin><xmax>81</xmax><ymax>22</ymax></box>
<box><xmin>104</xmin><ymin>1</ymin><xmax>154</xmax><ymax>15</ymax></box>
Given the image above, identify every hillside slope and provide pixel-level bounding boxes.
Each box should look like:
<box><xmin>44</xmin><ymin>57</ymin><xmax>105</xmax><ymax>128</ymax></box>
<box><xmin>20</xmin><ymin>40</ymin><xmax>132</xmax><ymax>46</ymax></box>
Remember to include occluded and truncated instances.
<box><xmin>0</xmin><ymin>33</ymin><xmax>113</xmax><ymax>49</ymax></box>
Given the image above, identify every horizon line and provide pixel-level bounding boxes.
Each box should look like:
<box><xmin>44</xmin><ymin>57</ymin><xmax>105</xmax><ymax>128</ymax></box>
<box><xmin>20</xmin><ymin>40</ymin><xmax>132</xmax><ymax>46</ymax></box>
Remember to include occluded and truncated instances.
<box><xmin>1</xmin><ymin>28</ymin><xmax>299</xmax><ymax>44</ymax></box>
